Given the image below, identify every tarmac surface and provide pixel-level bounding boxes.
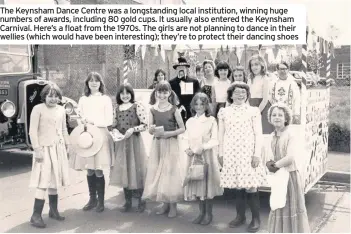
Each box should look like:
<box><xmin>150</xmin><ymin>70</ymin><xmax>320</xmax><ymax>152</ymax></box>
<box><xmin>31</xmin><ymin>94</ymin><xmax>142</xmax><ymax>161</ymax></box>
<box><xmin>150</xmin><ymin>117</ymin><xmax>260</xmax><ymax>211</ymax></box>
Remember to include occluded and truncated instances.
<box><xmin>0</xmin><ymin>150</ymin><xmax>349</xmax><ymax>233</ymax></box>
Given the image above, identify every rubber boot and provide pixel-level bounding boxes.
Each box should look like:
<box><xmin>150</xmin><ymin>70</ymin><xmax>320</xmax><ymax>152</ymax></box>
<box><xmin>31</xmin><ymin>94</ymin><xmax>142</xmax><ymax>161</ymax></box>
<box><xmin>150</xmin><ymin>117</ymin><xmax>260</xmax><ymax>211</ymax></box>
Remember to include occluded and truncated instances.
<box><xmin>229</xmin><ymin>189</ymin><xmax>246</xmax><ymax>228</ymax></box>
<box><xmin>120</xmin><ymin>188</ymin><xmax>132</xmax><ymax>212</ymax></box>
<box><xmin>200</xmin><ymin>199</ymin><xmax>213</xmax><ymax>225</ymax></box>
<box><xmin>48</xmin><ymin>195</ymin><xmax>65</xmax><ymax>221</ymax></box>
<box><xmin>136</xmin><ymin>189</ymin><xmax>146</xmax><ymax>213</ymax></box>
<box><xmin>247</xmin><ymin>192</ymin><xmax>261</xmax><ymax>233</ymax></box>
<box><xmin>95</xmin><ymin>176</ymin><xmax>105</xmax><ymax>213</ymax></box>
<box><xmin>83</xmin><ymin>174</ymin><xmax>97</xmax><ymax>211</ymax></box>
<box><xmin>30</xmin><ymin>199</ymin><xmax>46</xmax><ymax>228</ymax></box>
<box><xmin>192</xmin><ymin>200</ymin><xmax>206</xmax><ymax>224</ymax></box>
<box><xmin>168</xmin><ymin>203</ymin><xmax>177</xmax><ymax>218</ymax></box>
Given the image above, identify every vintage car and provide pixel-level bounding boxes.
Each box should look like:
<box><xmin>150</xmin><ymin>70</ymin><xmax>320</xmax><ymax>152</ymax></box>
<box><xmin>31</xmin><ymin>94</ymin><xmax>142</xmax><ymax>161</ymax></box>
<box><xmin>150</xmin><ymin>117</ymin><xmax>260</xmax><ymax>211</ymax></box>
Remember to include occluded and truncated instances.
<box><xmin>0</xmin><ymin>44</ymin><xmax>78</xmax><ymax>151</ymax></box>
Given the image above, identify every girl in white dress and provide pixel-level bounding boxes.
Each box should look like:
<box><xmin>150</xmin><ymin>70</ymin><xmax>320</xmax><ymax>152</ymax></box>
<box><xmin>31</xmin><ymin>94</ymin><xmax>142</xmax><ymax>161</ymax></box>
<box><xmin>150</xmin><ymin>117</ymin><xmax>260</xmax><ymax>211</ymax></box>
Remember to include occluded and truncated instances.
<box><xmin>183</xmin><ymin>92</ymin><xmax>223</xmax><ymax>225</ymax></box>
<box><xmin>218</xmin><ymin>82</ymin><xmax>265</xmax><ymax>233</ymax></box>
<box><xmin>70</xmin><ymin>72</ymin><xmax>114</xmax><ymax>213</ymax></box>
<box><xmin>29</xmin><ymin>83</ymin><xmax>70</xmax><ymax>228</ymax></box>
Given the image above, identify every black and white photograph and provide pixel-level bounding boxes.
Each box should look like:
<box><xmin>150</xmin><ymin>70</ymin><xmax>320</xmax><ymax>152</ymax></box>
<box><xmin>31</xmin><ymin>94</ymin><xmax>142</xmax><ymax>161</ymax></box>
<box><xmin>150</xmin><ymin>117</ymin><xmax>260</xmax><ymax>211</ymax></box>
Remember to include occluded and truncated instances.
<box><xmin>0</xmin><ymin>0</ymin><xmax>350</xmax><ymax>233</ymax></box>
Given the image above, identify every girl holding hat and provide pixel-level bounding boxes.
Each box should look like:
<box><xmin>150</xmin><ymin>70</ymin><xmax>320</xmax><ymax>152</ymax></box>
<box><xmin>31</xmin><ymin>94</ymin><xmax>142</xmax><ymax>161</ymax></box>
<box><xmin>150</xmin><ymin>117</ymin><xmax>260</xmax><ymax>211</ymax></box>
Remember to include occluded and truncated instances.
<box><xmin>142</xmin><ymin>81</ymin><xmax>185</xmax><ymax>218</ymax></box>
<box><xmin>70</xmin><ymin>72</ymin><xmax>114</xmax><ymax>213</ymax></box>
<box><xmin>110</xmin><ymin>83</ymin><xmax>148</xmax><ymax>213</ymax></box>
<box><xmin>266</xmin><ymin>103</ymin><xmax>310</xmax><ymax>233</ymax></box>
<box><xmin>29</xmin><ymin>83</ymin><xmax>70</xmax><ymax>228</ymax></box>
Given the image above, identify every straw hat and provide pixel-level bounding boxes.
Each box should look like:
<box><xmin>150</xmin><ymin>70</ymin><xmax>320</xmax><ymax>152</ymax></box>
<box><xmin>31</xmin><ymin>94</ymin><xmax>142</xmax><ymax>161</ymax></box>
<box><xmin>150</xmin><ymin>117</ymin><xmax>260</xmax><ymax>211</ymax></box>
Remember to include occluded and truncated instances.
<box><xmin>70</xmin><ymin>124</ymin><xmax>103</xmax><ymax>158</ymax></box>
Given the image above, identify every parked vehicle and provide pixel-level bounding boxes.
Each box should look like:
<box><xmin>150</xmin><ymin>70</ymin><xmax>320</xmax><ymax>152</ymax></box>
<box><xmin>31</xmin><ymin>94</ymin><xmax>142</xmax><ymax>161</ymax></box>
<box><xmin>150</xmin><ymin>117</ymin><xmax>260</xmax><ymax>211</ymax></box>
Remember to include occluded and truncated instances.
<box><xmin>0</xmin><ymin>44</ymin><xmax>77</xmax><ymax>151</ymax></box>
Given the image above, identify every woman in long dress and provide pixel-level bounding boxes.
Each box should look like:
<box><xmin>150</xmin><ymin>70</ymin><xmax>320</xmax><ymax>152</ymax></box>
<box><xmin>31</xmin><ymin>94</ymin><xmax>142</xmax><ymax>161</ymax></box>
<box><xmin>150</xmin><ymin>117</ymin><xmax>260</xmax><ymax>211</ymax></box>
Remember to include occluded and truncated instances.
<box><xmin>29</xmin><ymin>83</ymin><xmax>70</xmax><ymax>228</ymax></box>
<box><xmin>183</xmin><ymin>92</ymin><xmax>223</xmax><ymax>225</ymax></box>
<box><xmin>218</xmin><ymin>82</ymin><xmax>265</xmax><ymax>233</ymax></box>
<box><xmin>70</xmin><ymin>72</ymin><xmax>114</xmax><ymax>213</ymax></box>
<box><xmin>266</xmin><ymin>103</ymin><xmax>310</xmax><ymax>233</ymax></box>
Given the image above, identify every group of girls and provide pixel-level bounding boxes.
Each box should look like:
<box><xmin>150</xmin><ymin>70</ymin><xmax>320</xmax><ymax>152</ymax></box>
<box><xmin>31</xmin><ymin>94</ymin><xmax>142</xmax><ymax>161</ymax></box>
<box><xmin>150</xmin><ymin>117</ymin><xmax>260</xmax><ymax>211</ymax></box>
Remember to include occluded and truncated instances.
<box><xmin>28</xmin><ymin>54</ymin><xmax>310</xmax><ymax>233</ymax></box>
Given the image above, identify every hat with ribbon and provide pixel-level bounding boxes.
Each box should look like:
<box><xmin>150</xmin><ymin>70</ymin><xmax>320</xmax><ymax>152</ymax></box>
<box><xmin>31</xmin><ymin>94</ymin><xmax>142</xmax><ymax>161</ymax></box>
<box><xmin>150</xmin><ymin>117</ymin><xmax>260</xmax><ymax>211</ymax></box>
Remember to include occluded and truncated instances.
<box><xmin>173</xmin><ymin>52</ymin><xmax>190</xmax><ymax>69</ymax></box>
<box><xmin>70</xmin><ymin>124</ymin><xmax>103</xmax><ymax>158</ymax></box>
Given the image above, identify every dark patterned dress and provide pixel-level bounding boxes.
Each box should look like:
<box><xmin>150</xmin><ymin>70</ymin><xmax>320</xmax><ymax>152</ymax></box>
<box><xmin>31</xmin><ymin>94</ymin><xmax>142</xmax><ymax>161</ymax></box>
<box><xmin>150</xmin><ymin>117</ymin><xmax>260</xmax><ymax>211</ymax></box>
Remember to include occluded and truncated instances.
<box><xmin>110</xmin><ymin>103</ymin><xmax>148</xmax><ymax>190</ymax></box>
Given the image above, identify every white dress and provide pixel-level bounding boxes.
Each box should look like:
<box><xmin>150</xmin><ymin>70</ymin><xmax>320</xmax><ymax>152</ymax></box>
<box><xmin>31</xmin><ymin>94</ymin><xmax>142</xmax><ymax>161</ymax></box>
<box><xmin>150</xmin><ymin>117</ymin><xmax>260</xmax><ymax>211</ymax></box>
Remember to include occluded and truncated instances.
<box><xmin>29</xmin><ymin>104</ymin><xmax>70</xmax><ymax>189</ymax></box>
<box><xmin>218</xmin><ymin>104</ymin><xmax>266</xmax><ymax>189</ymax></box>
<box><xmin>69</xmin><ymin>93</ymin><xmax>115</xmax><ymax>171</ymax></box>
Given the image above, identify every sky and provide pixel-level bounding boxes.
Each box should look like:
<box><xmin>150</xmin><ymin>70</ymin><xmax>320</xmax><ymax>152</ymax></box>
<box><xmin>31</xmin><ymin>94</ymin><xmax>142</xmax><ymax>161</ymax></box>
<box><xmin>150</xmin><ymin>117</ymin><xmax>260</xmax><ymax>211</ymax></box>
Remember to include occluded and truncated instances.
<box><xmin>185</xmin><ymin>0</ymin><xmax>351</xmax><ymax>46</ymax></box>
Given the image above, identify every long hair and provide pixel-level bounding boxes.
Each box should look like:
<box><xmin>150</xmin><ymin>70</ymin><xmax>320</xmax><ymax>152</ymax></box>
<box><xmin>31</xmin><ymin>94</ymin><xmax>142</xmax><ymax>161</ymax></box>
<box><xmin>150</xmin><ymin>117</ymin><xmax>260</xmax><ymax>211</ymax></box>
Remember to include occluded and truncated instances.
<box><xmin>190</xmin><ymin>92</ymin><xmax>211</xmax><ymax>117</ymax></box>
<box><xmin>149</xmin><ymin>81</ymin><xmax>179</xmax><ymax>106</ymax></box>
<box><xmin>247</xmin><ymin>55</ymin><xmax>267</xmax><ymax>82</ymax></box>
<box><xmin>116</xmin><ymin>83</ymin><xmax>135</xmax><ymax>105</ymax></box>
<box><xmin>83</xmin><ymin>72</ymin><xmax>106</xmax><ymax>96</ymax></box>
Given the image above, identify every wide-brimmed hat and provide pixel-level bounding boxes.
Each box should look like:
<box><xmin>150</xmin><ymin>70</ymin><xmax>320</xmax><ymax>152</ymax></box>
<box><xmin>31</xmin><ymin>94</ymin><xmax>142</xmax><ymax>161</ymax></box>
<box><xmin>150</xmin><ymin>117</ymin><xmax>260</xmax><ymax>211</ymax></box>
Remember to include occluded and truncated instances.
<box><xmin>70</xmin><ymin>124</ymin><xmax>103</xmax><ymax>158</ymax></box>
<box><xmin>173</xmin><ymin>55</ymin><xmax>190</xmax><ymax>69</ymax></box>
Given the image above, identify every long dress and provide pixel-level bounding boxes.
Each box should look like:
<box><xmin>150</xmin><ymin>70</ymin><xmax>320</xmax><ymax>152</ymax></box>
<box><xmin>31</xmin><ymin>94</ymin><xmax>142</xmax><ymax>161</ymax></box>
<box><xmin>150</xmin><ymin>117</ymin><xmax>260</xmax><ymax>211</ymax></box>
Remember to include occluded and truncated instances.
<box><xmin>29</xmin><ymin>104</ymin><xmax>70</xmax><ymax>189</ymax></box>
<box><xmin>268</xmin><ymin>126</ymin><xmax>310</xmax><ymax>233</ymax></box>
<box><xmin>183</xmin><ymin>114</ymin><xmax>223</xmax><ymax>200</ymax></box>
<box><xmin>218</xmin><ymin>104</ymin><xmax>266</xmax><ymax>189</ymax></box>
<box><xmin>109</xmin><ymin>103</ymin><xmax>148</xmax><ymax>189</ymax></box>
<box><xmin>69</xmin><ymin>93</ymin><xmax>114</xmax><ymax>172</ymax></box>
<box><xmin>142</xmin><ymin>106</ymin><xmax>184</xmax><ymax>203</ymax></box>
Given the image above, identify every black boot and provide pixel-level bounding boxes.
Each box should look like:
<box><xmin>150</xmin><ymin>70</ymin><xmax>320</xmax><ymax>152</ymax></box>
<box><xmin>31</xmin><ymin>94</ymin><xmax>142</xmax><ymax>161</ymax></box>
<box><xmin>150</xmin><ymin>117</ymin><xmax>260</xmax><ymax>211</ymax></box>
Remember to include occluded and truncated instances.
<box><xmin>136</xmin><ymin>189</ymin><xmax>146</xmax><ymax>213</ymax></box>
<box><xmin>192</xmin><ymin>200</ymin><xmax>205</xmax><ymax>224</ymax></box>
<box><xmin>30</xmin><ymin>199</ymin><xmax>46</xmax><ymax>228</ymax></box>
<box><xmin>229</xmin><ymin>189</ymin><xmax>246</xmax><ymax>228</ymax></box>
<box><xmin>120</xmin><ymin>188</ymin><xmax>132</xmax><ymax>212</ymax></box>
<box><xmin>247</xmin><ymin>192</ymin><xmax>261</xmax><ymax>233</ymax></box>
<box><xmin>48</xmin><ymin>195</ymin><xmax>65</xmax><ymax>221</ymax></box>
<box><xmin>83</xmin><ymin>174</ymin><xmax>97</xmax><ymax>211</ymax></box>
<box><xmin>95</xmin><ymin>176</ymin><xmax>105</xmax><ymax>213</ymax></box>
<box><xmin>200</xmin><ymin>199</ymin><xmax>213</xmax><ymax>225</ymax></box>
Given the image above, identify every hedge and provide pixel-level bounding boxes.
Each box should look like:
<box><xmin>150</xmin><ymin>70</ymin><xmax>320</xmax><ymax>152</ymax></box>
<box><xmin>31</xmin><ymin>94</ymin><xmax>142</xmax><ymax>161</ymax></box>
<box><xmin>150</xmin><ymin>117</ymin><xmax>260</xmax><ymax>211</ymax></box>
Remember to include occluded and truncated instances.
<box><xmin>328</xmin><ymin>122</ymin><xmax>350</xmax><ymax>153</ymax></box>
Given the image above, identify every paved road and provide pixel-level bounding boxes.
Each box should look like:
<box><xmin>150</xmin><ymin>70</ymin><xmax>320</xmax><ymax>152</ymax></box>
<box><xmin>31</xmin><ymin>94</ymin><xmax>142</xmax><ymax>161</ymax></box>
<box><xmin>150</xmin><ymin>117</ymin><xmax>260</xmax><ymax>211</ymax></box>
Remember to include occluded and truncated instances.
<box><xmin>0</xmin><ymin>150</ymin><xmax>349</xmax><ymax>233</ymax></box>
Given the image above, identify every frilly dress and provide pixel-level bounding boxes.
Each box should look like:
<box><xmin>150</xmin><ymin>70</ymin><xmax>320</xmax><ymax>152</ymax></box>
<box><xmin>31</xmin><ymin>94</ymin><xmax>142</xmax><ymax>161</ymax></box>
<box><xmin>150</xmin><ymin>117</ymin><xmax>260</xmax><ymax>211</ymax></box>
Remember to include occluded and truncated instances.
<box><xmin>142</xmin><ymin>106</ymin><xmax>184</xmax><ymax>203</ymax></box>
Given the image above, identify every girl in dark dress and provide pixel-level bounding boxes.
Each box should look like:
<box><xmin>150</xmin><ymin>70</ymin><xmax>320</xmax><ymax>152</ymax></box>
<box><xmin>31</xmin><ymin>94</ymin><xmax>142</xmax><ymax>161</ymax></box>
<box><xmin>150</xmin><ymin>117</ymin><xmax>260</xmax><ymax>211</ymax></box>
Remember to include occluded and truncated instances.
<box><xmin>110</xmin><ymin>83</ymin><xmax>148</xmax><ymax>213</ymax></box>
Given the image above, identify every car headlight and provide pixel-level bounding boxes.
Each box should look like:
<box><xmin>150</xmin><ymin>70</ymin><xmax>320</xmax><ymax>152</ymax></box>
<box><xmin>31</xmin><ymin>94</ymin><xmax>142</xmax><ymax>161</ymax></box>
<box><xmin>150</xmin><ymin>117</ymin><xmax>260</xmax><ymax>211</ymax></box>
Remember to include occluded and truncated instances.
<box><xmin>64</xmin><ymin>102</ymin><xmax>74</xmax><ymax>115</ymax></box>
<box><xmin>1</xmin><ymin>100</ymin><xmax>16</xmax><ymax>118</ymax></box>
